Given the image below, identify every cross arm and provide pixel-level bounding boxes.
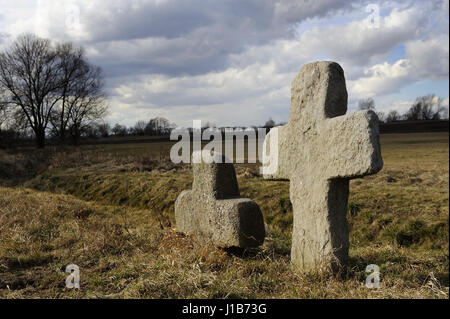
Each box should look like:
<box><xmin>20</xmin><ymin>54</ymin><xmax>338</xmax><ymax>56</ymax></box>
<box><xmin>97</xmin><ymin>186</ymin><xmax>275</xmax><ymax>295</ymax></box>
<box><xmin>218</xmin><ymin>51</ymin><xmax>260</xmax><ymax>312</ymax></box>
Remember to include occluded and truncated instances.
<box><xmin>320</xmin><ymin>110</ymin><xmax>383</xmax><ymax>180</ymax></box>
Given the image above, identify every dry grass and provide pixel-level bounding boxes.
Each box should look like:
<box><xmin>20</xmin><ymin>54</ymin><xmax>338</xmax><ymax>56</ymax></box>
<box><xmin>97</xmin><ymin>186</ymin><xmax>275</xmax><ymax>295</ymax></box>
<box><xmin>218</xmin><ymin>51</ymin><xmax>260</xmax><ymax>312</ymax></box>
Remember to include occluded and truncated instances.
<box><xmin>0</xmin><ymin>132</ymin><xmax>448</xmax><ymax>298</ymax></box>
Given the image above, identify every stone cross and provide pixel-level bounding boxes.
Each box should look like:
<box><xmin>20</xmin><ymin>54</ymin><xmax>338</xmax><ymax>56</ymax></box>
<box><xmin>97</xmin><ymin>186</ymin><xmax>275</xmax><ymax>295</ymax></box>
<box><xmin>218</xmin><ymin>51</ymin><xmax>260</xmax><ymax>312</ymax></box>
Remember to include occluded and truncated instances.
<box><xmin>175</xmin><ymin>151</ymin><xmax>265</xmax><ymax>247</ymax></box>
<box><xmin>262</xmin><ymin>61</ymin><xmax>383</xmax><ymax>270</ymax></box>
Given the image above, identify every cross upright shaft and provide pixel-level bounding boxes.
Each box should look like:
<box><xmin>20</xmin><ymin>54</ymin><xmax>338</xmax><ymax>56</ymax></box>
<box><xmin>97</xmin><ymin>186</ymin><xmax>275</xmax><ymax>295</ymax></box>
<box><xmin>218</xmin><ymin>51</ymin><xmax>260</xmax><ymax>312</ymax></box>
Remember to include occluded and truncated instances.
<box><xmin>263</xmin><ymin>61</ymin><xmax>383</xmax><ymax>270</ymax></box>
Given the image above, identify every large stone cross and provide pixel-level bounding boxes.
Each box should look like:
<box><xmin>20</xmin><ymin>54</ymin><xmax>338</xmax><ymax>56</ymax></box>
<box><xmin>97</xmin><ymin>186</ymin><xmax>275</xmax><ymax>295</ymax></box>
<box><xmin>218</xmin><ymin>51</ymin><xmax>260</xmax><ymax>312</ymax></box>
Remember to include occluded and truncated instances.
<box><xmin>262</xmin><ymin>61</ymin><xmax>383</xmax><ymax>270</ymax></box>
<box><xmin>175</xmin><ymin>152</ymin><xmax>265</xmax><ymax>247</ymax></box>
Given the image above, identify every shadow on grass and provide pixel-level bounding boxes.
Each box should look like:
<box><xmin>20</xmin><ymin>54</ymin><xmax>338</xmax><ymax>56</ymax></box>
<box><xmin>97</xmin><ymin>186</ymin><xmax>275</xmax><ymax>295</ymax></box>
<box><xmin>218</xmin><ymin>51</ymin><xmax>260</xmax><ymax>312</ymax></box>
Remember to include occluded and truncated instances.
<box><xmin>223</xmin><ymin>244</ymin><xmax>291</xmax><ymax>261</ymax></box>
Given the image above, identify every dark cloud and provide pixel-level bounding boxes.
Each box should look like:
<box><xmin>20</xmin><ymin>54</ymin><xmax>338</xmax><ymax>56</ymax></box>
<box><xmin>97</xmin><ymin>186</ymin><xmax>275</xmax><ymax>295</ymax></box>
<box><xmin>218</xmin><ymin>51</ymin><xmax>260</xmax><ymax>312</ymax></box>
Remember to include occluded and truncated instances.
<box><xmin>2</xmin><ymin>0</ymin><xmax>447</xmax><ymax>127</ymax></box>
<box><xmin>68</xmin><ymin>0</ymin><xmax>354</xmax><ymax>78</ymax></box>
<box><xmin>81</xmin><ymin>1</ymin><xmax>214</xmax><ymax>41</ymax></box>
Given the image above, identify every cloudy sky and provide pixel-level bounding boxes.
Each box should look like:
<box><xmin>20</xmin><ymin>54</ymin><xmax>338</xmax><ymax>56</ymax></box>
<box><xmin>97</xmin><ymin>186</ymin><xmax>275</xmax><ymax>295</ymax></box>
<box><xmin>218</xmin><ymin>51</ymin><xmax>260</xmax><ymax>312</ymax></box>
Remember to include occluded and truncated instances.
<box><xmin>0</xmin><ymin>0</ymin><xmax>448</xmax><ymax>127</ymax></box>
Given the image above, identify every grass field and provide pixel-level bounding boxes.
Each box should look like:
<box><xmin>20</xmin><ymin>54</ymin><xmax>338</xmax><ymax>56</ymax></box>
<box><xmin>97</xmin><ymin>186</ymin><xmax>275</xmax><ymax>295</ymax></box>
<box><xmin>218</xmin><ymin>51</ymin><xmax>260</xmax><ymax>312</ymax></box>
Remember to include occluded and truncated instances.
<box><xmin>0</xmin><ymin>132</ymin><xmax>448</xmax><ymax>298</ymax></box>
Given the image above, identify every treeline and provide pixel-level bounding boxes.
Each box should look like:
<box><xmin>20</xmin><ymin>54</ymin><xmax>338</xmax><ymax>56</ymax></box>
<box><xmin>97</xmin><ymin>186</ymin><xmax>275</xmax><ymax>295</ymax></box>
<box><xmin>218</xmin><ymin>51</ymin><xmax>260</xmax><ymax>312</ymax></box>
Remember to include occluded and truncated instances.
<box><xmin>357</xmin><ymin>95</ymin><xmax>448</xmax><ymax>123</ymax></box>
<box><xmin>0</xmin><ymin>34</ymin><xmax>107</xmax><ymax>148</ymax></box>
<box><xmin>89</xmin><ymin>117</ymin><xmax>176</xmax><ymax>138</ymax></box>
<box><xmin>0</xmin><ymin>116</ymin><xmax>177</xmax><ymax>148</ymax></box>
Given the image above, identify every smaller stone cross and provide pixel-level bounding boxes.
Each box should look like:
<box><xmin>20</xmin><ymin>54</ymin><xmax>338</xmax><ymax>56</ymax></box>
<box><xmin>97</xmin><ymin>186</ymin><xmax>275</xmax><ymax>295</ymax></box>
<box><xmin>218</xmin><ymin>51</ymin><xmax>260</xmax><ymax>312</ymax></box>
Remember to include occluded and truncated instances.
<box><xmin>175</xmin><ymin>151</ymin><xmax>265</xmax><ymax>247</ymax></box>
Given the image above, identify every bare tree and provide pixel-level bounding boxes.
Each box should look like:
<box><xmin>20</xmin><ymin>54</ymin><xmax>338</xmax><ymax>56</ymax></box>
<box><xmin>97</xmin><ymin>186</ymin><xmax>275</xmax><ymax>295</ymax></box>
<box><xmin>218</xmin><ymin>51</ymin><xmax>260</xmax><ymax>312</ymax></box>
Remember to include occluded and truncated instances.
<box><xmin>0</xmin><ymin>34</ymin><xmax>63</xmax><ymax>148</ymax></box>
<box><xmin>0</xmin><ymin>87</ymin><xmax>7</xmax><ymax>128</ymax></box>
<box><xmin>386</xmin><ymin>110</ymin><xmax>401</xmax><ymax>122</ymax></box>
<box><xmin>0</xmin><ymin>88</ymin><xmax>10</xmax><ymax>147</ymax></box>
<box><xmin>97</xmin><ymin>122</ymin><xmax>111</xmax><ymax>138</ymax></box>
<box><xmin>82</xmin><ymin>123</ymin><xmax>99</xmax><ymax>138</ymax></box>
<box><xmin>406</xmin><ymin>94</ymin><xmax>446</xmax><ymax>121</ymax></box>
<box><xmin>156</xmin><ymin>117</ymin><xmax>173</xmax><ymax>134</ymax></box>
<box><xmin>376</xmin><ymin>111</ymin><xmax>385</xmax><ymax>123</ymax></box>
<box><xmin>406</xmin><ymin>102</ymin><xmax>421</xmax><ymax>121</ymax></box>
<box><xmin>134</xmin><ymin>120</ymin><xmax>147</xmax><ymax>136</ymax></box>
<box><xmin>112</xmin><ymin>123</ymin><xmax>127</xmax><ymax>136</ymax></box>
<box><xmin>0</xmin><ymin>34</ymin><xmax>107</xmax><ymax>147</ymax></box>
<box><xmin>264</xmin><ymin>117</ymin><xmax>275</xmax><ymax>128</ymax></box>
<box><xmin>50</xmin><ymin>42</ymin><xmax>86</xmax><ymax>142</ymax></box>
<box><xmin>66</xmin><ymin>65</ymin><xmax>107</xmax><ymax>145</ymax></box>
<box><xmin>358</xmin><ymin>97</ymin><xmax>375</xmax><ymax>111</ymax></box>
<box><xmin>145</xmin><ymin>117</ymin><xmax>173</xmax><ymax>135</ymax></box>
<box><xmin>127</xmin><ymin>126</ymin><xmax>136</xmax><ymax>136</ymax></box>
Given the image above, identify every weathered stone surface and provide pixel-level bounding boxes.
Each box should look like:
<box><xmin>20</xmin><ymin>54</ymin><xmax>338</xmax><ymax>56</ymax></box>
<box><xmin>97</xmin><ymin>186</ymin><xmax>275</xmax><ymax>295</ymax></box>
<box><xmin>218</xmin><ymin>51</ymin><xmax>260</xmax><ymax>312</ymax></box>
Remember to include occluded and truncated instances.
<box><xmin>262</xmin><ymin>61</ymin><xmax>383</xmax><ymax>270</ymax></box>
<box><xmin>175</xmin><ymin>152</ymin><xmax>265</xmax><ymax>247</ymax></box>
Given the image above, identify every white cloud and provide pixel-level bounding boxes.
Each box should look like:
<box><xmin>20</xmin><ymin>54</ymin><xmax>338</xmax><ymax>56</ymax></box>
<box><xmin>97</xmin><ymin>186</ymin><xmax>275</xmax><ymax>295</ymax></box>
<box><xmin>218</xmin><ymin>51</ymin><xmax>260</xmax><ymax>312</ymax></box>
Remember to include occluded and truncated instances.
<box><xmin>295</xmin><ymin>6</ymin><xmax>428</xmax><ymax>67</ymax></box>
<box><xmin>405</xmin><ymin>35</ymin><xmax>449</xmax><ymax>80</ymax></box>
<box><xmin>0</xmin><ymin>0</ymin><xmax>448</xmax><ymax>126</ymax></box>
<box><xmin>101</xmin><ymin>0</ymin><xmax>450</xmax><ymax>126</ymax></box>
<box><xmin>347</xmin><ymin>31</ymin><xmax>449</xmax><ymax>101</ymax></box>
<box><xmin>107</xmin><ymin>63</ymin><xmax>292</xmax><ymax>127</ymax></box>
<box><xmin>348</xmin><ymin>59</ymin><xmax>413</xmax><ymax>99</ymax></box>
<box><xmin>382</xmin><ymin>98</ymin><xmax>415</xmax><ymax>115</ymax></box>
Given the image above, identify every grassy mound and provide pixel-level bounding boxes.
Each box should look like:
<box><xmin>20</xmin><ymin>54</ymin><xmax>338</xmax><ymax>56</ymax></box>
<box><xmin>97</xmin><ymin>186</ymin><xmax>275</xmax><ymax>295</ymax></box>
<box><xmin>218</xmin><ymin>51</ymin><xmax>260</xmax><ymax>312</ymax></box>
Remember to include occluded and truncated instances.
<box><xmin>0</xmin><ymin>132</ymin><xmax>448</xmax><ymax>298</ymax></box>
<box><xmin>0</xmin><ymin>186</ymin><xmax>448</xmax><ymax>298</ymax></box>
